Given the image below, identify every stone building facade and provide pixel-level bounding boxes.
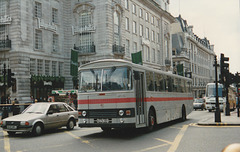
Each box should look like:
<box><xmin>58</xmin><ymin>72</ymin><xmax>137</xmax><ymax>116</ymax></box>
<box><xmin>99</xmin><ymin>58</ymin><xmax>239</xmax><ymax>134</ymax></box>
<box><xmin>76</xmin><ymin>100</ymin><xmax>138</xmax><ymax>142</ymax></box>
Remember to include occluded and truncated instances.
<box><xmin>171</xmin><ymin>15</ymin><xmax>216</xmax><ymax>98</ymax></box>
<box><xmin>0</xmin><ymin>0</ymin><xmax>72</xmax><ymax>102</ymax></box>
<box><xmin>0</xmin><ymin>0</ymin><xmax>174</xmax><ymax>103</ymax></box>
<box><xmin>73</xmin><ymin>0</ymin><xmax>174</xmax><ymax>72</ymax></box>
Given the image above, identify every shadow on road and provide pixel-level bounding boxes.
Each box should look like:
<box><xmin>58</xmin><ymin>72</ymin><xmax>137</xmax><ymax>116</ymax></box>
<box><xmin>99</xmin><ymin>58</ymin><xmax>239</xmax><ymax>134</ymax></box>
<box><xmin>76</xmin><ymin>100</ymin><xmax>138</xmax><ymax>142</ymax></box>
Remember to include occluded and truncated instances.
<box><xmin>81</xmin><ymin>118</ymin><xmax>190</xmax><ymax>140</ymax></box>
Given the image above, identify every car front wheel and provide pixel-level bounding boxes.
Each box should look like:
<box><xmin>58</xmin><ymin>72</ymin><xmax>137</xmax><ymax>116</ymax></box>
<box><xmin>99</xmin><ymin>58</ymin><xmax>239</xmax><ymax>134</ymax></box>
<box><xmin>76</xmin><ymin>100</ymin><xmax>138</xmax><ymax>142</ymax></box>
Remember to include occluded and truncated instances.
<box><xmin>32</xmin><ymin>123</ymin><xmax>43</xmax><ymax>136</ymax></box>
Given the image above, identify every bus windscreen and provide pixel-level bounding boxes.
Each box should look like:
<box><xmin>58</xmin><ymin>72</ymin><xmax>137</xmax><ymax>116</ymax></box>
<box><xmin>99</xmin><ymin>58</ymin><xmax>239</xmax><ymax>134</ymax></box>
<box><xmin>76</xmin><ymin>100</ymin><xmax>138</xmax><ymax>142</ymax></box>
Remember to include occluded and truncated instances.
<box><xmin>79</xmin><ymin>67</ymin><xmax>132</xmax><ymax>92</ymax></box>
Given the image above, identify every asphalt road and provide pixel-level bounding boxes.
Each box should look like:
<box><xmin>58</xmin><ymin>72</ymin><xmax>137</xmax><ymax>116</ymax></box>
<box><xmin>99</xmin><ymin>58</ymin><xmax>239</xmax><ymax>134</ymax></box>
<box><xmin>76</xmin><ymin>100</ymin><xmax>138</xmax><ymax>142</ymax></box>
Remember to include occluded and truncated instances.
<box><xmin>1</xmin><ymin>110</ymin><xmax>240</xmax><ymax>152</ymax></box>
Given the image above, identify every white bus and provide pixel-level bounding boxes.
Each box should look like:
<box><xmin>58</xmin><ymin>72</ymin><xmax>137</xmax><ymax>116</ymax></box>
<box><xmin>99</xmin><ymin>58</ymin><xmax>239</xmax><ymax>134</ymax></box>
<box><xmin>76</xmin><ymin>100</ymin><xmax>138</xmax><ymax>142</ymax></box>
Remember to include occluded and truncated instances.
<box><xmin>77</xmin><ymin>59</ymin><xmax>193</xmax><ymax>131</ymax></box>
<box><xmin>205</xmin><ymin>83</ymin><xmax>225</xmax><ymax>112</ymax></box>
<box><xmin>205</xmin><ymin>83</ymin><xmax>236</xmax><ymax>112</ymax></box>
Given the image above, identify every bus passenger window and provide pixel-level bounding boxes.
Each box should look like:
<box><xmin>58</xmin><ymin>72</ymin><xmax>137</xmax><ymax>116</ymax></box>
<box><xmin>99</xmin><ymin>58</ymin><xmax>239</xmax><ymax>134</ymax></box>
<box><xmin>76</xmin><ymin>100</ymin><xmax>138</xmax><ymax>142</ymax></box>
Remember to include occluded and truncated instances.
<box><xmin>166</xmin><ymin>76</ymin><xmax>173</xmax><ymax>92</ymax></box>
<box><xmin>146</xmin><ymin>71</ymin><xmax>154</xmax><ymax>91</ymax></box>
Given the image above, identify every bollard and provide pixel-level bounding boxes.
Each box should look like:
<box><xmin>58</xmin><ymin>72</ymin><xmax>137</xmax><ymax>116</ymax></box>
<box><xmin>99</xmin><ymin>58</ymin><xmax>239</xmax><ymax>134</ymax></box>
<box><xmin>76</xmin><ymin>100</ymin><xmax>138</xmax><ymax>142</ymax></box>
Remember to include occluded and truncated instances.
<box><xmin>1</xmin><ymin>106</ymin><xmax>9</xmax><ymax>119</ymax></box>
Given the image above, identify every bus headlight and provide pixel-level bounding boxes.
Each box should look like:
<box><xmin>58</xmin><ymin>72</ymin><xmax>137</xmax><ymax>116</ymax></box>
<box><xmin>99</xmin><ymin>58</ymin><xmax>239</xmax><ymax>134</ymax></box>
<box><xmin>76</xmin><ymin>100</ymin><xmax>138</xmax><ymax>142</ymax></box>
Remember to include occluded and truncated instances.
<box><xmin>119</xmin><ymin>110</ymin><xmax>124</xmax><ymax>116</ymax></box>
<box><xmin>82</xmin><ymin>111</ymin><xmax>87</xmax><ymax>117</ymax></box>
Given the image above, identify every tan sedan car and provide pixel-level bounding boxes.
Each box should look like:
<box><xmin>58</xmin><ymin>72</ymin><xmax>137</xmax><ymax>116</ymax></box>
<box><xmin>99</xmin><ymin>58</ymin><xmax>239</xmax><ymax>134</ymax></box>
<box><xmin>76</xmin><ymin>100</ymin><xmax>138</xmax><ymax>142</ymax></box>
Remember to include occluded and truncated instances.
<box><xmin>1</xmin><ymin>102</ymin><xmax>78</xmax><ymax>136</ymax></box>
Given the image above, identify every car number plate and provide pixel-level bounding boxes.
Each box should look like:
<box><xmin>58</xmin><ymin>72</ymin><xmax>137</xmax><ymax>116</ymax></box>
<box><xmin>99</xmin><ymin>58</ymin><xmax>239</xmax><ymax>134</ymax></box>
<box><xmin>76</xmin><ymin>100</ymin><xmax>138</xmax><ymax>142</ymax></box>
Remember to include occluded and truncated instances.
<box><xmin>96</xmin><ymin>119</ymin><xmax>109</xmax><ymax>123</ymax></box>
<box><xmin>7</xmin><ymin>125</ymin><xmax>17</xmax><ymax>130</ymax></box>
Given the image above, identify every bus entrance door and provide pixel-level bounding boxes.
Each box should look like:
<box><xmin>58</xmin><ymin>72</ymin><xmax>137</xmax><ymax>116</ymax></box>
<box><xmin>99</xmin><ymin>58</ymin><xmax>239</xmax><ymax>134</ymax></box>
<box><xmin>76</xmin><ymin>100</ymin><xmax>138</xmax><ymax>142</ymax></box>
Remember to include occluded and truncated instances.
<box><xmin>134</xmin><ymin>71</ymin><xmax>145</xmax><ymax>125</ymax></box>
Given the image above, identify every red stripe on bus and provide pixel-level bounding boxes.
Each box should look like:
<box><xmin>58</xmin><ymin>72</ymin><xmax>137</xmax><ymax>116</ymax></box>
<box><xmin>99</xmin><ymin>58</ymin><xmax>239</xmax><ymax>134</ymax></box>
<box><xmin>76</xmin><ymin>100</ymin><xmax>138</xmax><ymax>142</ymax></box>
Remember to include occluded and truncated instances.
<box><xmin>78</xmin><ymin>97</ymin><xmax>193</xmax><ymax>104</ymax></box>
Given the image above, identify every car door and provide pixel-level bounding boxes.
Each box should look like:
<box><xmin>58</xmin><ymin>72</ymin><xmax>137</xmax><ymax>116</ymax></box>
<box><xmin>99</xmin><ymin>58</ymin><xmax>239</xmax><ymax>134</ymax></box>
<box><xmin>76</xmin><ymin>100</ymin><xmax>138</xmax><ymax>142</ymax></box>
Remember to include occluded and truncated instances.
<box><xmin>45</xmin><ymin>104</ymin><xmax>61</xmax><ymax>129</ymax></box>
<box><xmin>57</xmin><ymin>103</ymin><xmax>69</xmax><ymax>127</ymax></box>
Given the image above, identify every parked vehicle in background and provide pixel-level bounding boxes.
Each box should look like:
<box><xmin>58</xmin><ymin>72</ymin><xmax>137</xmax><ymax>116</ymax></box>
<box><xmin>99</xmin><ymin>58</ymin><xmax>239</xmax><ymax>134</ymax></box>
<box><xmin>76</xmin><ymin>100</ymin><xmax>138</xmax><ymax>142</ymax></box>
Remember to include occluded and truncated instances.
<box><xmin>205</xmin><ymin>83</ymin><xmax>225</xmax><ymax>112</ymax></box>
<box><xmin>0</xmin><ymin>102</ymin><xmax>78</xmax><ymax>136</ymax></box>
<box><xmin>193</xmin><ymin>98</ymin><xmax>205</xmax><ymax>110</ymax></box>
<box><xmin>205</xmin><ymin>83</ymin><xmax>236</xmax><ymax>112</ymax></box>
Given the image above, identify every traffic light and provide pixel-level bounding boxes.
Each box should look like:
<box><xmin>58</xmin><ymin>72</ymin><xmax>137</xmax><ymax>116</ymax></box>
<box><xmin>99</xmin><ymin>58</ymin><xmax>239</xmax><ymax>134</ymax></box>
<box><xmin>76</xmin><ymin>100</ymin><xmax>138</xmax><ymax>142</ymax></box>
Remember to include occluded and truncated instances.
<box><xmin>220</xmin><ymin>53</ymin><xmax>229</xmax><ymax>85</ymax></box>
<box><xmin>7</xmin><ymin>69</ymin><xmax>15</xmax><ymax>87</ymax></box>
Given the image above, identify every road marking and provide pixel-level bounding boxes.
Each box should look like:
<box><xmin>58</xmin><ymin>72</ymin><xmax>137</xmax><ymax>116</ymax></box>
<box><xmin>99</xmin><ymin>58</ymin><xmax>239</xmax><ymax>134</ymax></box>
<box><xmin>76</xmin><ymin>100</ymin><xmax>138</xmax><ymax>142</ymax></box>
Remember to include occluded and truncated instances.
<box><xmin>155</xmin><ymin>138</ymin><xmax>173</xmax><ymax>145</ymax></box>
<box><xmin>167</xmin><ymin>125</ymin><xmax>188</xmax><ymax>152</ymax></box>
<box><xmin>64</xmin><ymin>130</ymin><xmax>96</xmax><ymax>148</ymax></box>
<box><xmin>3</xmin><ymin>131</ymin><xmax>11</xmax><ymax>152</ymax></box>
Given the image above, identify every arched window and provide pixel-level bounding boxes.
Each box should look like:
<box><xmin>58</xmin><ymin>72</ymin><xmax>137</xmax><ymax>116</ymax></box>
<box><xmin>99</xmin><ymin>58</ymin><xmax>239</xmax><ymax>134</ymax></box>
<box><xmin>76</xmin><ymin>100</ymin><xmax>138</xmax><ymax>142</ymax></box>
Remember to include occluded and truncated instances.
<box><xmin>73</xmin><ymin>4</ymin><xmax>95</xmax><ymax>54</ymax></box>
<box><xmin>0</xmin><ymin>0</ymin><xmax>8</xmax><ymax>40</ymax></box>
<box><xmin>79</xmin><ymin>11</ymin><xmax>92</xmax><ymax>28</ymax></box>
<box><xmin>0</xmin><ymin>0</ymin><xmax>7</xmax><ymax>16</ymax></box>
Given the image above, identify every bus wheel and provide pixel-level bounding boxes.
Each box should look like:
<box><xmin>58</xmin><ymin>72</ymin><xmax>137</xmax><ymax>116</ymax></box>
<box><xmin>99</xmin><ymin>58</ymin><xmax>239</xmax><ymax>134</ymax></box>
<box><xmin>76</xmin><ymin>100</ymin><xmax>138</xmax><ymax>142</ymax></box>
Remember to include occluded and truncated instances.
<box><xmin>101</xmin><ymin>127</ymin><xmax>112</xmax><ymax>132</ymax></box>
<box><xmin>181</xmin><ymin>106</ymin><xmax>186</xmax><ymax>121</ymax></box>
<box><xmin>147</xmin><ymin>109</ymin><xmax>155</xmax><ymax>132</ymax></box>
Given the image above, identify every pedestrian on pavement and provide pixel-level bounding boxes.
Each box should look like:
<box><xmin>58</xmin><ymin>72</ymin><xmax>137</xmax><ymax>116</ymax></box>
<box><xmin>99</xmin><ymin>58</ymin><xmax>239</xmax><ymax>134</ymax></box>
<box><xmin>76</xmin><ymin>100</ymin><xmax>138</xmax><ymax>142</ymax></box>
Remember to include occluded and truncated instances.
<box><xmin>12</xmin><ymin>98</ymin><xmax>20</xmax><ymax>115</ymax></box>
<box><xmin>222</xmin><ymin>143</ymin><xmax>240</xmax><ymax>152</ymax></box>
<box><xmin>34</xmin><ymin>99</ymin><xmax>38</xmax><ymax>103</ymax></box>
<box><xmin>7</xmin><ymin>96</ymin><xmax>11</xmax><ymax>104</ymax></box>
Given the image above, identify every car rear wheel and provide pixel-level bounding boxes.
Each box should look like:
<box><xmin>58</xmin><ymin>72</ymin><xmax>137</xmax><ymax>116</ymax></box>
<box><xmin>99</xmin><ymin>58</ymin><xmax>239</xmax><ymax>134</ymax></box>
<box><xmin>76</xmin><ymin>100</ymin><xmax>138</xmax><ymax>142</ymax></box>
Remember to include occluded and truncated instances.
<box><xmin>67</xmin><ymin>119</ymin><xmax>75</xmax><ymax>130</ymax></box>
<box><xmin>32</xmin><ymin>123</ymin><xmax>43</xmax><ymax>136</ymax></box>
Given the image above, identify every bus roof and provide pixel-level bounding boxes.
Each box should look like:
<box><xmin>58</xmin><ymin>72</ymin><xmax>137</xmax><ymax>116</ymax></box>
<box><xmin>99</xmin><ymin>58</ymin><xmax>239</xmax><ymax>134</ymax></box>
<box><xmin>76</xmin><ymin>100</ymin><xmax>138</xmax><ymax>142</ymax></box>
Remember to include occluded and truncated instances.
<box><xmin>79</xmin><ymin>59</ymin><xmax>192</xmax><ymax>81</ymax></box>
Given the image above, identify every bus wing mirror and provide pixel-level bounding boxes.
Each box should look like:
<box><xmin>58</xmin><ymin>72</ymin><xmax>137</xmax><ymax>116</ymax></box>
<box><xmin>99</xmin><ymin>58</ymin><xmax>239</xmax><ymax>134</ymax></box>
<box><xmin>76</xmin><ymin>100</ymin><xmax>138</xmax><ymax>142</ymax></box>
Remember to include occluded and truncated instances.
<box><xmin>134</xmin><ymin>71</ymin><xmax>140</xmax><ymax>80</ymax></box>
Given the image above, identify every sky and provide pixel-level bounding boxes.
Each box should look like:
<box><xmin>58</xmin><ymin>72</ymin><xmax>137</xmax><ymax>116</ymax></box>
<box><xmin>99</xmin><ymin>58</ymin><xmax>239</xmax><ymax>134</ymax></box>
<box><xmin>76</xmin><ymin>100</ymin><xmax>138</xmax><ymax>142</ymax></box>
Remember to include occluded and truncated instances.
<box><xmin>169</xmin><ymin>0</ymin><xmax>240</xmax><ymax>74</ymax></box>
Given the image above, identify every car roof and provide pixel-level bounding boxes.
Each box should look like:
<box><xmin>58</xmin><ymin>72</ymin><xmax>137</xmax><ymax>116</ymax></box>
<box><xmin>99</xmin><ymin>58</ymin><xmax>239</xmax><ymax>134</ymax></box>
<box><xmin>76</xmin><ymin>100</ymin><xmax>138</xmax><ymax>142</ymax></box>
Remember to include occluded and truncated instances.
<box><xmin>34</xmin><ymin>102</ymin><xmax>66</xmax><ymax>105</ymax></box>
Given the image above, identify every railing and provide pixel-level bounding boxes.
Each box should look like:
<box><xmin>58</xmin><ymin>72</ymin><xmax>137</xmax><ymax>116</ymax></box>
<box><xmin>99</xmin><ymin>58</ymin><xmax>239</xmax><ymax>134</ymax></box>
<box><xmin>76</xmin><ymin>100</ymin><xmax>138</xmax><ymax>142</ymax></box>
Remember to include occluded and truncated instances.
<box><xmin>74</xmin><ymin>44</ymin><xmax>96</xmax><ymax>55</ymax></box>
<box><xmin>112</xmin><ymin>44</ymin><xmax>125</xmax><ymax>55</ymax></box>
<box><xmin>0</xmin><ymin>39</ymin><xmax>11</xmax><ymax>51</ymax></box>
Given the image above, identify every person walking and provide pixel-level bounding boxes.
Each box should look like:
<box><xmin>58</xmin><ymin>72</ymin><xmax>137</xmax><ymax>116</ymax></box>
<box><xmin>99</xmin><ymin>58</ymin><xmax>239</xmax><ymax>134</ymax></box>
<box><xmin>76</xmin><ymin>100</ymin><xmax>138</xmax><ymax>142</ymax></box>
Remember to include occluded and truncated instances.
<box><xmin>12</xmin><ymin>98</ymin><xmax>20</xmax><ymax>115</ymax></box>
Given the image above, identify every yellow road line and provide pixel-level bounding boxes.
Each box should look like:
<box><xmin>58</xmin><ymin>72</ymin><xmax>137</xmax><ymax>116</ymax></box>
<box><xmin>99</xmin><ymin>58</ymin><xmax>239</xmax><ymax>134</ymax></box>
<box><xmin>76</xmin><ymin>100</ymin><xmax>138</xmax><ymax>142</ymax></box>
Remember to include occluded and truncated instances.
<box><xmin>167</xmin><ymin>125</ymin><xmax>188</xmax><ymax>152</ymax></box>
<box><xmin>64</xmin><ymin>131</ymin><xmax>95</xmax><ymax>148</ymax></box>
<box><xmin>3</xmin><ymin>131</ymin><xmax>11</xmax><ymax>152</ymax></box>
<box><xmin>155</xmin><ymin>138</ymin><xmax>173</xmax><ymax>145</ymax></box>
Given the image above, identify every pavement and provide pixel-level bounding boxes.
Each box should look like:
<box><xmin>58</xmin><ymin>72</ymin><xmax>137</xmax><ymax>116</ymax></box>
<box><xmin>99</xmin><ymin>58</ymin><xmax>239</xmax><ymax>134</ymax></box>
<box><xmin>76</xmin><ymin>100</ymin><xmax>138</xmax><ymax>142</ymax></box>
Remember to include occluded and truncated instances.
<box><xmin>198</xmin><ymin>109</ymin><xmax>240</xmax><ymax>126</ymax></box>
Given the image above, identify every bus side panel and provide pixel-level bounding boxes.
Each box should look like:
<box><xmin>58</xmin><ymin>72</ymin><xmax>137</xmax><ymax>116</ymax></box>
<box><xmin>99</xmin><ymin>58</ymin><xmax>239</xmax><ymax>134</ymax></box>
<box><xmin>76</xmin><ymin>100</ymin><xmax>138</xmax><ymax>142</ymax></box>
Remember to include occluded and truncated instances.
<box><xmin>145</xmin><ymin>92</ymin><xmax>193</xmax><ymax>125</ymax></box>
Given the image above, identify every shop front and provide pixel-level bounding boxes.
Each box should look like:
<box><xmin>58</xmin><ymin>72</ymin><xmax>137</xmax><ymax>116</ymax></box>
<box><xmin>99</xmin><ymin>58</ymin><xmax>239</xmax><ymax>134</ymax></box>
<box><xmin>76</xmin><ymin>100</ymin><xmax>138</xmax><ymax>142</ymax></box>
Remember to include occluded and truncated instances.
<box><xmin>30</xmin><ymin>75</ymin><xmax>65</xmax><ymax>102</ymax></box>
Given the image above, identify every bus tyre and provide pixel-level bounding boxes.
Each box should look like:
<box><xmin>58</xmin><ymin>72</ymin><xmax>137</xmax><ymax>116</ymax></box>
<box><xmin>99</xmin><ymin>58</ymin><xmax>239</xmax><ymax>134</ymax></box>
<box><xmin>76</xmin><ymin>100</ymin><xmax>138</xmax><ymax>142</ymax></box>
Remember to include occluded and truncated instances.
<box><xmin>147</xmin><ymin>109</ymin><xmax>155</xmax><ymax>132</ymax></box>
<box><xmin>181</xmin><ymin>106</ymin><xmax>186</xmax><ymax>121</ymax></box>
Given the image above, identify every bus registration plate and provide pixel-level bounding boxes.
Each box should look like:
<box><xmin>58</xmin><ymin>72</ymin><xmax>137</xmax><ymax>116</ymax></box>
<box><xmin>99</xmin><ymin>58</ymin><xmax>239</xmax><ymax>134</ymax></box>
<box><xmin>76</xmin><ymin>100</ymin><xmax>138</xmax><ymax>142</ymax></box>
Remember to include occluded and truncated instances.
<box><xmin>96</xmin><ymin>119</ymin><xmax>109</xmax><ymax>123</ymax></box>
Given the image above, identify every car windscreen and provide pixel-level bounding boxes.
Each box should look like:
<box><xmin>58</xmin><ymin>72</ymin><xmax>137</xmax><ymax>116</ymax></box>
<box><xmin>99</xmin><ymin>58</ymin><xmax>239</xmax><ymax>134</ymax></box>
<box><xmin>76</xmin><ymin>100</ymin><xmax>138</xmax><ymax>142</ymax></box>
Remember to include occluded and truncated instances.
<box><xmin>23</xmin><ymin>104</ymin><xmax>48</xmax><ymax>114</ymax></box>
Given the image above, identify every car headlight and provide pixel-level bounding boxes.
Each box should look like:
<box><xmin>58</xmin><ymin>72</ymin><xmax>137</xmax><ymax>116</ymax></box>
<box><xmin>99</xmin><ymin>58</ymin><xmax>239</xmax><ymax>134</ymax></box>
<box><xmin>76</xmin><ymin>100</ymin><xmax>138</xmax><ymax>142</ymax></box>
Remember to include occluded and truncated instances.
<box><xmin>119</xmin><ymin>110</ymin><xmax>124</xmax><ymax>116</ymax></box>
<box><xmin>82</xmin><ymin>111</ymin><xmax>87</xmax><ymax>117</ymax></box>
<box><xmin>1</xmin><ymin>121</ymin><xmax>6</xmax><ymax>126</ymax></box>
<box><xmin>20</xmin><ymin>121</ymin><xmax>30</xmax><ymax>126</ymax></box>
